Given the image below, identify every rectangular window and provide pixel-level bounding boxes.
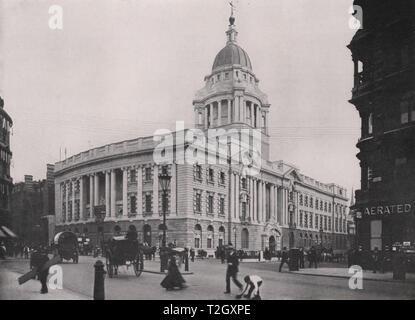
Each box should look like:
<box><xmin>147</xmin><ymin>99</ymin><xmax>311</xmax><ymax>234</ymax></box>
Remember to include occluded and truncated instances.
<box><xmin>130</xmin><ymin>196</ymin><xmax>137</xmax><ymax>214</ymax></box>
<box><xmin>309</xmin><ymin>213</ymin><xmax>313</xmax><ymax>229</ymax></box>
<box><xmin>328</xmin><ymin>217</ymin><xmax>332</xmax><ymax>231</ymax></box>
<box><xmin>207</xmin><ymin>238</ymin><xmax>212</xmax><ymax>249</ymax></box>
<box><xmin>401</xmin><ymin>102</ymin><xmax>409</xmax><ymax>124</ymax></box>
<box><xmin>241</xmin><ymin>202</ymin><xmax>247</xmax><ymax>219</ymax></box>
<box><xmin>195</xmin><ymin>165</ymin><xmax>202</xmax><ymax>180</ymax></box>
<box><xmin>145</xmin><ymin>194</ymin><xmax>152</xmax><ymax>213</ymax></box>
<box><xmin>196</xmin><ymin>193</ymin><xmax>201</xmax><ymax>212</ymax></box>
<box><xmin>368</xmin><ymin>113</ymin><xmax>373</xmax><ymax>134</ymax></box>
<box><xmin>300</xmin><ymin>211</ymin><xmax>303</xmax><ymax>227</ymax></box>
<box><xmin>145</xmin><ymin>167</ymin><xmax>152</xmax><ymax>181</ymax></box>
<box><xmin>220</xmin><ymin>172</ymin><xmax>225</xmax><ymax>185</ymax></box>
<box><xmin>304</xmin><ymin>213</ymin><xmax>308</xmax><ymax>229</ymax></box>
<box><xmin>195</xmin><ymin>237</ymin><xmax>200</xmax><ymax>249</ymax></box>
<box><xmin>315</xmin><ymin>215</ymin><xmax>318</xmax><ymax>229</ymax></box>
<box><xmin>241</xmin><ymin>178</ymin><xmax>247</xmax><ymax>190</ymax></box>
<box><xmin>324</xmin><ymin>216</ymin><xmax>327</xmax><ymax>230</ymax></box>
<box><xmin>208</xmin><ymin>195</ymin><xmax>214</xmax><ymax>214</ymax></box>
<box><xmin>130</xmin><ymin>169</ymin><xmax>136</xmax><ymax>183</ymax></box>
<box><xmin>219</xmin><ymin>198</ymin><xmax>225</xmax><ymax>215</ymax></box>
<box><xmin>161</xmin><ymin>165</ymin><xmax>168</xmax><ymax>175</ymax></box>
<box><xmin>208</xmin><ymin>168</ymin><xmax>214</xmax><ymax>183</ymax></box>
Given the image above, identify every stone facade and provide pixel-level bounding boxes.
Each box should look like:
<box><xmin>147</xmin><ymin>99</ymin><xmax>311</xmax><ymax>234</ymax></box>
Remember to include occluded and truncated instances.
<box><xmin>54</xmin><ymin>13</ymin><xmax>351</xmax><ymax>254</ymax></box>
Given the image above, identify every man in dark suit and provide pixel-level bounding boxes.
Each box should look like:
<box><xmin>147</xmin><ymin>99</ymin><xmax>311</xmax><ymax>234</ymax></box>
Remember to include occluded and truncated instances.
<box><xmin>224</xmin><ymin>246</ymin><xmax>243</xmax><ymax>294</ymax></box>
<box><xmin>279</xmin><ymin>247</ymin><xmax>289</xmax><ymax>272</ymax></box>
<box><xmin>30</xmin><ymin>246</ymin><xmax>50</xmax><ymax>294</ymax></box>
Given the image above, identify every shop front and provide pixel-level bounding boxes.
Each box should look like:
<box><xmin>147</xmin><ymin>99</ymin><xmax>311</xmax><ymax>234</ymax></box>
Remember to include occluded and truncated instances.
<box><xmin>355</xmin><ymin>201</ymin><xmax>415</xmax><ymax>251</ymax></box>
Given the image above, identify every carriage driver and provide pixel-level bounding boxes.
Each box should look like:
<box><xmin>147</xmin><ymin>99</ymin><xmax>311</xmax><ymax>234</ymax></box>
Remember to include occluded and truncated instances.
<box><xmin>125</xmin><ymin>226</ymin><xmax>138</xmax><ymax>241</ymax></box>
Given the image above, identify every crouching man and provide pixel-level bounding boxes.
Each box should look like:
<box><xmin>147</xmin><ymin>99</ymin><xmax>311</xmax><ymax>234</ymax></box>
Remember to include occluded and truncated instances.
<box><xmin>237</xmin><ymin>275</ymin><xmax>263</xmax><ymax>300</ymax></box>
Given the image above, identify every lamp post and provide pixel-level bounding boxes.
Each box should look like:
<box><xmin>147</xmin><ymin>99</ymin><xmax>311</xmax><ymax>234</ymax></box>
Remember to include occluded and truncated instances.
<box><xmin>233</xmin><ymin>226</ymin><xmax>236</xmax><ymax>249</ymax></box>
<box><xmin>158</xmin><ymin>170</ymin><xmax>171</xmax><ymax>272</ymax></box>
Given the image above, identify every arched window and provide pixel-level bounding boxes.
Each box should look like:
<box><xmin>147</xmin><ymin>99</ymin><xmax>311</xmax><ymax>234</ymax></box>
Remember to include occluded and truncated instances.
<box><xmin>207</xmin><ymin>225</ymin><xmax>214</xmax><ymax>249</ymax></box>
<box><xmin>218</xmin><ymin>226</ymin><xmax>225</xmax><ymax>247</ymax></box>
<box><xmin>194</xmin><ymin>224</ymin><xmax>202</xmax><ymax>249</ymax></box>
<box><xmin>241</xmin><ymin>228</ymin><xmax>249</xmax><ymax>249</ymax></box>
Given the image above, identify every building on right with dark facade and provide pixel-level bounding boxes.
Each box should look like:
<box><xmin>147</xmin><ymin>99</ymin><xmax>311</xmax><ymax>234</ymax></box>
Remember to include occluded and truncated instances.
<box><xmin>348</xmin><ymin>0</ymin><xmax>415</xmax><ymax>250</ymax></box>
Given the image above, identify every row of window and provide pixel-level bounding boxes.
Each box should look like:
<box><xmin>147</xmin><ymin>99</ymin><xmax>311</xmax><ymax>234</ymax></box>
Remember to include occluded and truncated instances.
<box><xmin>299</xmin><ymin>210</ymin><xmax>347</xmax><ymax>233</ymax></box>
<box><xmin>210</xmin><ymin>70</ymin><xmax>254</xmax><ymax>85</ymax></box>
<box><xmin>194</xmin><ymin>189</ymin><xmax>226</xmax><ymax>215</ymax></box>
<box><xmin>299</xmin><ymin>194</ymin><xmax>347</xmax><ymax>215</ymax></box>
<box><xmin>194</xmin><ymin>165</ymin><xmax>227</xmax><ymax>186</ymax></box>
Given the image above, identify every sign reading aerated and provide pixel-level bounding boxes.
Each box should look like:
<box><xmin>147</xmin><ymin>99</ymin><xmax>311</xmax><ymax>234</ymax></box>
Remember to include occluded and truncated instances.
<box><xmin>362</xmin><ymin>203</ymin><xmax>413</xmax><ymax>217</ymax></box>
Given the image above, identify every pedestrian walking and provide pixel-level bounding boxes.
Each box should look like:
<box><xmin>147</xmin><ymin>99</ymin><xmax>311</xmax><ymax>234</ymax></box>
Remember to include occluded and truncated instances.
<box><xmin>236</xmin><ymin>275</ymin><xmax>263</xmax><ymax>300</ymax></box>
<box><xmin>299</xmin><ymin>247</ymin><xmax>305</xmax><ymax>269</ymax></box>
<box><xmin>308</xmin><ymin>246</ymin><xmax>318</xmax><ymax>268</ymax></box>
<box><xmin>278</xmin><ymin>247</ymin><xmax>289</xmax><ymax>272</ymax></box>
<box><xmin>160</xmin><ymin>256</ymin><xmax>186</xmax><ymax>290</ymax></box>
<box><xmin>30</xmin><ymin>246</ymin><xmax>50</xmax><ymax>294</ymax></box>
<box><xmin>224</xmin><ymin>246</ymin><xmax>243</xmax><ymax>294</ymax></box>
<box><xmin>372</xmin><ymin>247</ymin><xmax>380</xmax><ymax>273</ymax></box>
<box><xmin>190</xmin><ymin>248</ymin><xmax>195</xmax><ymax>262</ymax></box>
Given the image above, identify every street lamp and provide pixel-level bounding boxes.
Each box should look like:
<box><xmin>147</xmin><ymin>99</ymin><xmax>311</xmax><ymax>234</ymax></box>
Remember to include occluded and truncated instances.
<box><xmin>158</xmin><ymin>170</ymin><xmax>171</xmax><ymax>272</ymax></box>
<box><xmin>233</xmin><ymin>226</ymin><xmax>237</xmax><ymax>249</ymax></box>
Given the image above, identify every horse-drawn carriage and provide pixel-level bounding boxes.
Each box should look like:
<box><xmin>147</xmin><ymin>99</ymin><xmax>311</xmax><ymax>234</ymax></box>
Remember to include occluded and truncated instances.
<box><xmin>53</xmin><ymin>231</ymin><xmax>79</xmax><ymax>263</ymax></box>
<box><xmin>105</xmin><ymin>236</ymin><xmax>146</xmax><ymax>278</ymax></box>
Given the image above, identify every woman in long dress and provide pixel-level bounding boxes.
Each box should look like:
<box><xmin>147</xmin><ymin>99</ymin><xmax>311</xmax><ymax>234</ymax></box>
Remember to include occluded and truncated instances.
<box><xmin>160</xmin><ymin>256</ymin><xmax>186</xmax><ymax>290</ymax></box>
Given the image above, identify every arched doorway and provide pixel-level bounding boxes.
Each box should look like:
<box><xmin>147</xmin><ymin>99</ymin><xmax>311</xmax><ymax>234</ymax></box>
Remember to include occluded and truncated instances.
<box><xmin>269</xmin><ymin>236</ymin><xmax>276</xmax><ymax>255</ymax></box>
<box><xmin>143</xmin><ymin>224</ymin><xmax>151</xmax><ymax>245</ymax></box>
<box><xmin>194</xmin><ymin>224</ymin><xmax>202</xmax><ymax>249</ymax></box>
<box><xmin>218</xmin><ymin>226</ymin><xmax>225</xmax><ymax>247</ymax></box>
<box><xmin>207</xmin><ymin>225</ymin><xmax>214</xmax><ymax>249</ymax></box>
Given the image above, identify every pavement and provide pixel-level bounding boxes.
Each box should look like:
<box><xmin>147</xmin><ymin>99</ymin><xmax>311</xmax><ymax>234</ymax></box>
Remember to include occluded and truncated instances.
<box><xmin>1</xmin><ymin>256</ymin><xmax>414</xmax><ymax>300</ymax></box>
<box><xmin>0</xmin><ymin>265</ymin><xmax>88</xmax><ymax>300</ymax></box>
<box><xmin>292</xmin><ymin>267</ymin><xmax>415</xmax><ymax>283</ymax></box>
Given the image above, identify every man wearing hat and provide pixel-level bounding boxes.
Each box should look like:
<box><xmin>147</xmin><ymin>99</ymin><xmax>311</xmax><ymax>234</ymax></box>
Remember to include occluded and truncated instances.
<box><xmin>30</xmin><ymin>246</ymin><xmax>50</xmax><ymax>294</ymax></box>
<box><xmin>224</xmin><ymin>244</ymin><xmax>243</xmax><ymax>294</ymax></box>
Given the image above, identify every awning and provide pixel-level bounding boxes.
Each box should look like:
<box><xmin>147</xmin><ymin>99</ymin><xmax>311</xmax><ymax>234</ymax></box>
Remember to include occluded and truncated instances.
<box><xmin>0</xmin><ymin>226</ymin><xmax>18</xmax><ymax>238</ymax></box>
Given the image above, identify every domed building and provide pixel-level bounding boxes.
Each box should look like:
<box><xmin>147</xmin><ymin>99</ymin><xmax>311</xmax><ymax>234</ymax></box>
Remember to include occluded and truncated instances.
<box><xmin>54</xmin><ymin>14</ymin><xmax>351</xmax><ymax>255</ymax></box>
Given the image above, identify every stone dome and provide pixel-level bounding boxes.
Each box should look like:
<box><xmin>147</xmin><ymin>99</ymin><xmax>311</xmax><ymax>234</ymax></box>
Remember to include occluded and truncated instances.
<box><xmin>212</xmin><ymin>43</ymin><xmax>252</xmax><ymax>71</ymax></box>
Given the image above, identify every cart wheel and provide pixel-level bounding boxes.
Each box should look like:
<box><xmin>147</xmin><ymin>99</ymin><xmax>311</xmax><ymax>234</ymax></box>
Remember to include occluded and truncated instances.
<box><xmin>134</xmin><ymin>254</ymin><xmax>143</xmax><ymax>277</ymax></box>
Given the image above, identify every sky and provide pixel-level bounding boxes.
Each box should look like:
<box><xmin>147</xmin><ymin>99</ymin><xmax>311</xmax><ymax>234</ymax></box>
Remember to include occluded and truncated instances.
<box><xmin>0</xmin><ymin>0</ymin><xmax>360</xmax><ymax>196</ymax></box>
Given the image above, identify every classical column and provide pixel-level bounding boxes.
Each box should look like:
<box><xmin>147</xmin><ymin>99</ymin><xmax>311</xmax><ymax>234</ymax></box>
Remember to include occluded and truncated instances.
<box><xmin>252</xmin><ymin>179</ymin><xmax>257</xmax><ymax>222</ymax></box>
<box><xmin>230</xmin><ymin>172</ymin><xmax>234</xmax><ymax>221</ymax></box>
<box><xmin>256</xmin><ymin>106</ymin><xmax>261</xmax><ymax>128</ymax></box>
<box><xmin>153</xmin><ymin>165</ymin><xmax>159</xmax><ymax>215</ymax></box>
<box><xmin>105</xmin><ymin>171</ymin><xmax>110</xmax><ymax>217</ymax></box>
<box><xmin>65</xmin><ymin>181</ymin><xmax>69</xmax><ymax>222</ymax></box>
<box><xmin>94</xmin><ymin>173</ymin><xmax>99</xmax><ymax>207</ymax></box>
<box><xmin>136</xmin><ymin>166</ymin><xmax>143</xmax><ymax>216</ymax></box>
<box><xmin>79</xmin><ymin>176</ymin><xmax>84</xmax><ymax>220</ymax></box>
<box><xmin>257</xmin><ymin>180</ymin><xmax>262</xmax><ymax>222</ymax></box>
<box><xmin>218</xmin><ymin>101</ymin><xmax>222</xmax><ymax>126</ymax></box>
<box><xmin>204</xmin><ymin>106</ymin><xmax>208</xmax><ymax>129</ymax></box>
<box><xmin>234</xmin><ymin>97</ymin><xmax>239</xmax><ymax>121</ymax></box>
<box><xmin>235</xmin><ymin>174</ymin><xmax>240</xmax><ymax>220</ymax></box>
<box><xmin>270</xmin><ymin>185</ymin><xmax>275</xmax><ymax>222</ymax></box>
<box><xmin>264</xmin><ymin>182</ymin><xmax>267</xmax><ymax>222</ymax></box>
<box><xmin>274</xmin><ymin>186</ymin><xmax>278</xmax><ymax>221</ymax></box>
<box><xmin>249</xmin><ymin>178</ymin><xmax>253</xmax><ymax>220</ymax></box>
<box><xmin>122</xmin><ymin>168</ymin><xmax>128</xmax><ymax>218</ymax></box>
<box><xmin>284</xmin><ymin>188</ymin><xmax>289</xmax><ymax>226</ymax></box>
<box><xmin>239</xmin><ymin>97</ymin><xmax>244</xmax><ymax>122</ymax></box>
<box><xmin>110</xmin><ymin>169</ymin><xmax>116</xmax><ymax>217</ymax></box>
<box><xmin>89</xmin><ymin>175</ymin><xmax>94</xmax><ymax>219</ymax></box>
<box><xmin>209</xmin><ymin>104</ymin><xmax>214</xmax><ymax>128</ymax></box>
<box><xmin>171</xmin><ymin>163</ymin><xmax>176</xmax><ymax>215</ymax></box>
<box><xmin>242</xmin><ymin>100</ymin><xmax>246</xmax><ymax>123</ymax></box>
<box><xmin>227</xmin><ymin>99</ymin><xmax>231</xmax><ymax>124</ymax></box>
<box><xmin>72</xmin><ymin>179</ymin><xmax>76</xmax><ymax>220</ymax></box>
